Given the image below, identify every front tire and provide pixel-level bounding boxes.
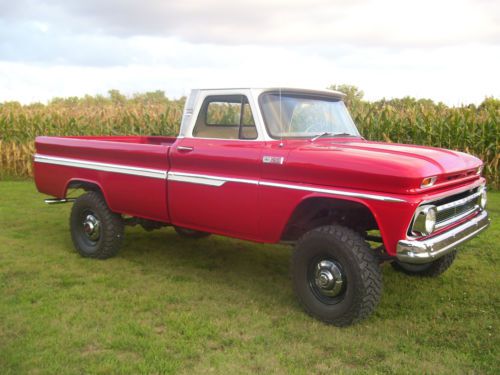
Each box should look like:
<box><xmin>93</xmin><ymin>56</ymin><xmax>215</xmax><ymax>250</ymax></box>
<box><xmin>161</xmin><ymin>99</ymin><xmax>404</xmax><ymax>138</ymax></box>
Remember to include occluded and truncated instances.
<box><xmin>70</xmin><ymin>191</ymin><xmax>124</xmax><ymax>259</ymax></box>
<box><xmin>291</xmin><ymin>225</ymin><xmax>382</xmax><ymax>327</ymax></box>
<box><xmin>391</xmin><ymin>251</ymin><xmax>457</xmax><ymax>277</ymax></box>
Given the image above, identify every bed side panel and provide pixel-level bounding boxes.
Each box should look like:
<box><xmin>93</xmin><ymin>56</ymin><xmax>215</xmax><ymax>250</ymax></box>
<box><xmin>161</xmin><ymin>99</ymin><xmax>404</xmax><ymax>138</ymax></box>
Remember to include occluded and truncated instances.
<box><xmin>34</xmin><ymin>136</ymin><xmax>172</xmax><ymax>222</ymax></box>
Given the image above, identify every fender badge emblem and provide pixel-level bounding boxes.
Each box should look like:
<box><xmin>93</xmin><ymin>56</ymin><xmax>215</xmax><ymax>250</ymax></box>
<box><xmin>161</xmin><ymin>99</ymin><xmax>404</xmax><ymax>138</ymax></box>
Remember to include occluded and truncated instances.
<box><xmin>263</xmin><ymin>156</ymin><xmax>285</xmax><ymax>165</ymax></box>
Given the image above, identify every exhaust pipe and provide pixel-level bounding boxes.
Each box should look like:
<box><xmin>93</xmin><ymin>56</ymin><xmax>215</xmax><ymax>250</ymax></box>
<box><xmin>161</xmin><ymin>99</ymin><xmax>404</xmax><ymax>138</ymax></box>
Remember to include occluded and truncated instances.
<box><xmin>44</xmin><ymin>198</ymin><xmax>76</xmax><ymax>204</ymax></box>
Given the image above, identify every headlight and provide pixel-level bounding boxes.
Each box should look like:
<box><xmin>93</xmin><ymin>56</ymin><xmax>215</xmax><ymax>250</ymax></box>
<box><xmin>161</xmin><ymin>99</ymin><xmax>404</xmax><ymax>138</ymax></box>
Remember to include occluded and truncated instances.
<box><xmin>412</xmin><ymin>205</ymin><xmax>437</xmax><ymax>235</ymax></box>
<box><xmin>479</xmin><ymin>187</ymin><xmax>487</xmax><ymax>209</ymax></box>
<box><xmin>477</xmin><ymin>165</ymin><xmax>484</xmax><ymax>175</ymax></box>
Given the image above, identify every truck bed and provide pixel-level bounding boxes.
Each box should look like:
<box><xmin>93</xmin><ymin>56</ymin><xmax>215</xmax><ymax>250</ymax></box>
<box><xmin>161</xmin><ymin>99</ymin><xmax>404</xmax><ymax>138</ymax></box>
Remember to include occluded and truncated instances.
<box><xmin>34</xmin><ymin>136</ymin><xmax>177</xmax><ymax>222</ymax></box>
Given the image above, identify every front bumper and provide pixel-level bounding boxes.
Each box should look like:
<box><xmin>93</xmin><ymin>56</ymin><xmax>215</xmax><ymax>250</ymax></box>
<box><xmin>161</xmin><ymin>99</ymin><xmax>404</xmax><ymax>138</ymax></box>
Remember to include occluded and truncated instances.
<box><xmin>396</xmin><ymin>210</ymin><xmax>490</xmax><ymax>264</ymax></box>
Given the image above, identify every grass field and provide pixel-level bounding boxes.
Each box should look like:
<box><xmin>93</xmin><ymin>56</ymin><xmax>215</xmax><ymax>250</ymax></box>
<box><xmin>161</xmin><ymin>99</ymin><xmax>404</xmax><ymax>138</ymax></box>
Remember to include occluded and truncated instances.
<box><xmin>0</xmin><ymin>181</ymin><xmax>498</xmax><ymax>374</ymax></box>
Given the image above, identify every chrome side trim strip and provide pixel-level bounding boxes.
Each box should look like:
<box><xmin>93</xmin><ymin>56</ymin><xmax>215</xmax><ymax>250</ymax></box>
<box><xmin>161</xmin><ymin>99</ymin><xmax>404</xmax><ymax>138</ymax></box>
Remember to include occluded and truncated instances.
<box><xmin>168</xmin><ymin>172</ymin><xmax>404</xmax><ymax>202</ymax></box>
<box><xmin>168</xmin><ymin>173</ymin><xmax>225</xmax><ymax>187</ymax></box>
<box><xmin>167</xmin><ymin>171</ymin><xmax>259</xmax><ymax>187</ymax></box>
<box><xmin>259</xmin><ymin>181</ymin><xmax>405</xmax><ymax>202</ymax></box>
<box><xmin>35</xmin><ymin>154</ymin><xmax>404</xmax><ymax>202</ymax></box>
<box><xmin>34</xmin><ymin>154</ymin><xmax>167</xmax><ymax>179</ymax></box>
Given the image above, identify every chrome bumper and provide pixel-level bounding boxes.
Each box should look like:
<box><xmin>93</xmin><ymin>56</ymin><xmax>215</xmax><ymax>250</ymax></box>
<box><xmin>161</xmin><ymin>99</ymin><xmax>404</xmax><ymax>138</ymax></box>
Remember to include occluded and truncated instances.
<box><xmin>396</xmin><ymin>210</ymin><xmax>490</xmax><ymax>264</ymax></box>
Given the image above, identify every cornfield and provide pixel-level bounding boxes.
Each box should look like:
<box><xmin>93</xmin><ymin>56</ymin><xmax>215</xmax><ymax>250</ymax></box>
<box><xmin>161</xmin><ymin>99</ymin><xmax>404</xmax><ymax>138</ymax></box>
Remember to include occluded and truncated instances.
<box><xmin>0</xmin><ymin>90</ymin><xmax>498</xmax><ymax>188</ymax></box>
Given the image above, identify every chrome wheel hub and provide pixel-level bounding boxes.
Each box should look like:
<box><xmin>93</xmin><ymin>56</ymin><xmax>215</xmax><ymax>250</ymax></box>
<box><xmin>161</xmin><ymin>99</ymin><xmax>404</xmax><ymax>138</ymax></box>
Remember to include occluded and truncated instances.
<box><xmin>314</xmin><ymin>260</ymin><xmax>344</xmax><ymax>297</ymax></box>
<box><xmin>83</xmin><ymin>214</ymin><xmax>100</xmax><ymax>242</ymax></box>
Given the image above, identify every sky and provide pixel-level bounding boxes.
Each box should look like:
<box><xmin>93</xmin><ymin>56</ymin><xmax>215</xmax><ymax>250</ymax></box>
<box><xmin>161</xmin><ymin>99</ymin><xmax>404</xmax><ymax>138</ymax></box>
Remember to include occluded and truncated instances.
<box><xmin>0</xmin><ymin>0</ymin><xmax>499</xmax><ymax>105</ymax></box>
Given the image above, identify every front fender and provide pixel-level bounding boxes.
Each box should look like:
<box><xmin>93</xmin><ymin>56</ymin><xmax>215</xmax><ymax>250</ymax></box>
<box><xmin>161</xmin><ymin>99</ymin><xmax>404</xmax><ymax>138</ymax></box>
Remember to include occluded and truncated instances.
<box><xmin>258</xmin><ymin>185</ymin><xmax>417</xmax><ymax>256</ymax></box>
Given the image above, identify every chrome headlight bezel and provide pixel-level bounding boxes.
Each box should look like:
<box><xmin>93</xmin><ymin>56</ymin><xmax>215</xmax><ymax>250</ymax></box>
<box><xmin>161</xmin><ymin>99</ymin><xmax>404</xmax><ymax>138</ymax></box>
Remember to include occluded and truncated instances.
<box><xmin>412</xmin><ymin>205</ymin><xmax>437</xmax><ymax>236</ymax></box>
<box><xmin>479</xmin><ymin>187</ymin><xmax>487</xmax><ymax>209</ymax></box>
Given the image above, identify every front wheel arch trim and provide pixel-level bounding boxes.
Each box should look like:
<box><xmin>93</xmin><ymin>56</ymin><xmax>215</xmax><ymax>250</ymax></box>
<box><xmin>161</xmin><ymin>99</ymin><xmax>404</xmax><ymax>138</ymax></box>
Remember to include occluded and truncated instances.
<box><xmin>280</xmin><ymin>193</ymin><xmax>384</xmax><ymax>243</ymax></box>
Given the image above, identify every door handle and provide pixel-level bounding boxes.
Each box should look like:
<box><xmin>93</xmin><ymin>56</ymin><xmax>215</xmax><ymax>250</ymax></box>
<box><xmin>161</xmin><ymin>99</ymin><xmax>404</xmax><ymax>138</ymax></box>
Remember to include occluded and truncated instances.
<box><xmin>177</xmin><ymin>146</ymin><xmax>194</xmax><ymax>152</ymax></box>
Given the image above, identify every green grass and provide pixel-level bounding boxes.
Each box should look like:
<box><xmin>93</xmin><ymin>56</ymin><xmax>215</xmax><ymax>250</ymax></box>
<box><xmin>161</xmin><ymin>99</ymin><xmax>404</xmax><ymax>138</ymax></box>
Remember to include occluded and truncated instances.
<box><xmin>0</xmin><ymin>181</ymin><xmax>498</xmax><ymax>374</ymax></box>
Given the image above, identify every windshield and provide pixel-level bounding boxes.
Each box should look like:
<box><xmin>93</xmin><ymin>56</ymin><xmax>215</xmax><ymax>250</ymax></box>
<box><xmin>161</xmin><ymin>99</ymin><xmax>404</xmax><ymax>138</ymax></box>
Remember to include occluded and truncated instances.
<box><xmin>259</xmin><ymin>93</ymin><xmax>360</xmax><ymax>139</ymax></box>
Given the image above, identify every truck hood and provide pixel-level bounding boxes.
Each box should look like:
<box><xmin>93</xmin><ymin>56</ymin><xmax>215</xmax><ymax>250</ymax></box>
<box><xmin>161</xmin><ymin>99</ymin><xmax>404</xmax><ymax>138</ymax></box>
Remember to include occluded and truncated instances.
<box><xmin>283</xmin><ymin>139</ymin><xmax>482</xmax><ymax>194</ymax></box>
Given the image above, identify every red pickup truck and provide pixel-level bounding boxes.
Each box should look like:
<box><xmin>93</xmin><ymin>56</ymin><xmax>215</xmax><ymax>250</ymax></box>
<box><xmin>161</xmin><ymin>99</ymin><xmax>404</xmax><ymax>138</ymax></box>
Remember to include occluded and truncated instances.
<box><xmin>34</xmin><ymin>88</ymin><xmax>490</xmax><ymax>326</ymax></box>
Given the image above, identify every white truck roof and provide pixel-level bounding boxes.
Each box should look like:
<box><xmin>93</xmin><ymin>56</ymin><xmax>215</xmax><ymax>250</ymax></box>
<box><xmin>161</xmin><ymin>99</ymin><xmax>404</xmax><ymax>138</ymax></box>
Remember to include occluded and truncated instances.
<box><xmin>193</xmin><ymin>87</ymin><xmax>346</xmax><ymax>98</ymax></box>
<box><xmin>179</xmin><ymin>87</ymin><xmax>346</xmax><ymax>139</ymax></box>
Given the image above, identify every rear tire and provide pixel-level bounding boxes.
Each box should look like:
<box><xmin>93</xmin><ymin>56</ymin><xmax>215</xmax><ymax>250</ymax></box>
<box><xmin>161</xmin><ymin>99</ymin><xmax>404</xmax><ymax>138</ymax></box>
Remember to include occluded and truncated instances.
<box><xmin>291</xmin><ymin>225</ymin><xmax>382</xmax><ymax>327</ymax></box>
<box><xmin>174</xmin><ymin>226</ymin><xmax>211</xmax><ymax>239</ymax></box>
<box><xmin>70</xmin><ymin>191</ymin><xmax>124</xmax><ymax>259</ymax></box>
<box><xmin>391</xmin><ymin>251</ymin><xmax>457</xmax><ymax>277</ymax></box>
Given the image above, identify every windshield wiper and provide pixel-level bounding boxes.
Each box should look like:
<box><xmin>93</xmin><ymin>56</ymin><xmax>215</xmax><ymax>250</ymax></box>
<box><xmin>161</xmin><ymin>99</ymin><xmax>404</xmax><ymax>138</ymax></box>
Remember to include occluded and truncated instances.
<box><xmin>311</xmin><ymin>132</ymin><xmax>333</xmax><ymax>141</ymax></box>
<box><xmin>310</xmin><ymin>132</ymin><xmax>354</xmax><ymax>142</ymax></box>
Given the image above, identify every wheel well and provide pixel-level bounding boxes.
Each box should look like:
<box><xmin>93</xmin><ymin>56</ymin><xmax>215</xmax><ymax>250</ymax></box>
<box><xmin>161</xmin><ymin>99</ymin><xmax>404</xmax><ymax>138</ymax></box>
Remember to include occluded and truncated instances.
<box><xmin>66</xmin><ymin>180</ymin><xmax>103</xmax><ymax>195</ymax></box>
<box><xmin>281</xmin><ymin>197</ymin><xmax>379</xmax><ymax>241</ymax></box>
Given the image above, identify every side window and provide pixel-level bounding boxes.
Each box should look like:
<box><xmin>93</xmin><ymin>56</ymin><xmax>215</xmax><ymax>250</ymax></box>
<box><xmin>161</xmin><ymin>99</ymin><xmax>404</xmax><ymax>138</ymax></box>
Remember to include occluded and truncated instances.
<box><xmin>206</xmin><ymin>102</ymin><xmax>240</xmax><ymax>125</ymax></box>
<box><xmin>193</xmin><ymin>95</ymin><xmax>258</xmax><ymax>139</ymax></box>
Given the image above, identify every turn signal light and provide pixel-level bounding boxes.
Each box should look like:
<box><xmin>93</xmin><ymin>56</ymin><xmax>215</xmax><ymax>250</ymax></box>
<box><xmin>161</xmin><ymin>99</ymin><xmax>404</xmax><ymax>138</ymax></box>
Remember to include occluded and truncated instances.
<box><xmin>420</xmin><ymin>176</ymin><xmax>437</xmax><ymax>188</ymax></box>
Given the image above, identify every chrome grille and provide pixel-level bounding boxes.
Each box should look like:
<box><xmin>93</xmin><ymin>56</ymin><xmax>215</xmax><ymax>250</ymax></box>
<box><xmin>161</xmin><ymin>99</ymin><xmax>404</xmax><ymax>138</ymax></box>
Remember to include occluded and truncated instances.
<box><xmin>434</xmin><ymin>188</ymin><xmax>481</xmax><ymax>229</ymax></box>
<box><xmin>436</xmin><ymin>200</ymin><xmax>476</xmax><ymax>223</ymax></box>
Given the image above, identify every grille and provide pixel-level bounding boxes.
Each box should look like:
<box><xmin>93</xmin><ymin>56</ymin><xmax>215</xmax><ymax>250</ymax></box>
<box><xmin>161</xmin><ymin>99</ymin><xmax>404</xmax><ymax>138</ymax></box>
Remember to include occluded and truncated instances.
<box><xmin>436</xmin><ymin>200</ymin><xmax>477</xmax><ymax>226</ymax></box>
<box><xmin>434</xmin><ymin>187</ymin><xmax>481</xmax><ymax>229</ymax></box>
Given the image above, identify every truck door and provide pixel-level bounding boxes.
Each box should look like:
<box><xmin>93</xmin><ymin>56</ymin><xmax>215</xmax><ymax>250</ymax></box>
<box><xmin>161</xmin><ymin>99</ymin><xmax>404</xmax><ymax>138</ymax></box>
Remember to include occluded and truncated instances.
<box><xmin>168</xmin><ymin>94</ymin><xmax>263</xmax><ymax>239</ymax></box>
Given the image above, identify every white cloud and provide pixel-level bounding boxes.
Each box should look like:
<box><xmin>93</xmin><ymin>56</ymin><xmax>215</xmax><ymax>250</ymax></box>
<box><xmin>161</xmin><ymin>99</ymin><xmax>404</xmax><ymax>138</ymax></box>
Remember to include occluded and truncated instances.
<box><xmin>0</xmin><ymin>0</ymin><xmax>499</xmax><ymax>104</ymax></box>
<box><xmin>2</xmin><ymin>0</ymin><xmax>499</xmax><ymax>47</ymax></box>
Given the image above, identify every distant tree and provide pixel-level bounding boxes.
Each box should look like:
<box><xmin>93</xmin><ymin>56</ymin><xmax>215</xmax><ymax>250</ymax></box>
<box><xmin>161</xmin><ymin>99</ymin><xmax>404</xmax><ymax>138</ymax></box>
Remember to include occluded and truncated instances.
<box><xmin>26</xmin><ymin>102</ymin><xmax>45</xmax><ymax>110</ymax></box>
<box><xmin>416</xmin><ymin>98</ymin><xmax>438</xmax><ymax>108</ymax></box>
<box><xmin>133</xmin><ymin>90</ymin><xmax>168</xmax><ymax>104</ymax></box>
<box><xmin>327</xmin><ymin>84</ymin><xmax>364</xmax><ymax>108</ymax></box>
<box><xmin>108</xmin><ymin>89</ymin><xmax>127</xmax><ymax>105</ymax></box>
<box><xmin>49</xmin><ymin>96</ymin><xmax>79</xmax><ymax>107</ymax></box>
<box><xmin>0</xmin><ymin>101</ymin><xmax>22</xmax><ymax>110</ymax></box>
<box><xmin>82</xmin><ymin>94</ymin><xmax>108</xmax><ymax>106</ymax></box>
<box><xmin>49</xmin><ymin>97</ymin><xmax>65</xmax><ymax>105</ymax></box>
<box><xmin>479</xmin><ymin>97</ymin><xmax>500</xmax><ymax>111</ymax></box>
